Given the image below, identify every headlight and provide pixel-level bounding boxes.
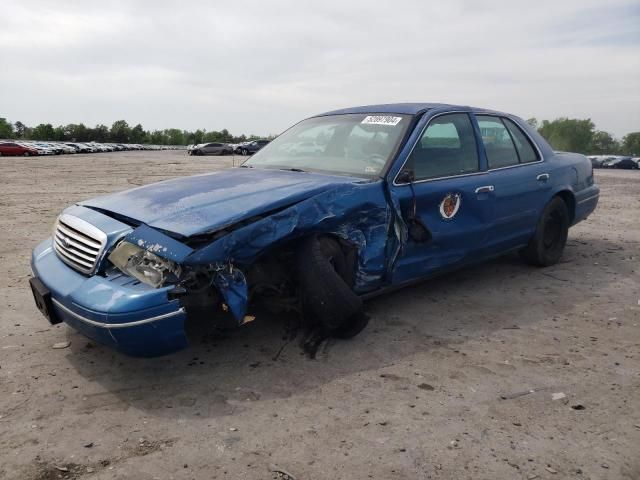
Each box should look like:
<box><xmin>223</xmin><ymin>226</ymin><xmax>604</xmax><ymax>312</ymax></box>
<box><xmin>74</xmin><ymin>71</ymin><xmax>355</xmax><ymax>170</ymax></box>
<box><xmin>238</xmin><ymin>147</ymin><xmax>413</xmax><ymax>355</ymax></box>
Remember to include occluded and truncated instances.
<box><xmin>108</xmin><ymin>241</ymin><xmax>181</xmax><ymax>288</ymax></box>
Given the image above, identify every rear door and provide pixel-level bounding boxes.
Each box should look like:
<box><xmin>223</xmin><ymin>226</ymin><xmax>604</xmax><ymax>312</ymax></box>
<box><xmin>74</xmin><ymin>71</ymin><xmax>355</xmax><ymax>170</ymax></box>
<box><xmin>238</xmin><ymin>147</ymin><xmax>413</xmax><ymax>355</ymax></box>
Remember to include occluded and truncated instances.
<box><xmin>390</xmin><ymin>112</ymin><xmax>494</xmax><ymax>284</ymax></box>
<box><xmin>474</xmin><ymin>115</ymin><xmax>550</xmax><ymax>252</ymax></box>
<box><xmin>203</xmin><ymin>143</ymin><xmax>218</xmax><ymax>154</ymax></box>
<box><xmin>4</xmin><ymin>142</ymin><xmax>20</xmax><ymax>155</ymax></box>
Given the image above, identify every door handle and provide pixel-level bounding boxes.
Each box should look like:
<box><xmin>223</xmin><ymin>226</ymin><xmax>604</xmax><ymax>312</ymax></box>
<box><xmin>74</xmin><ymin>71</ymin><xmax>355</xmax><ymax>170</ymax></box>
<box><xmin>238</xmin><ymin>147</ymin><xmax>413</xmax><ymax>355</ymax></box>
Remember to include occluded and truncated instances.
<box><xmin>537</xmin><ymin>173</ymin><xmax>550</xmax><ymax>181</ymax></box>
<box><xmin>475</xmin><ymin>185</ymin><xmax>494</xmax><ymax>194</ymax></box>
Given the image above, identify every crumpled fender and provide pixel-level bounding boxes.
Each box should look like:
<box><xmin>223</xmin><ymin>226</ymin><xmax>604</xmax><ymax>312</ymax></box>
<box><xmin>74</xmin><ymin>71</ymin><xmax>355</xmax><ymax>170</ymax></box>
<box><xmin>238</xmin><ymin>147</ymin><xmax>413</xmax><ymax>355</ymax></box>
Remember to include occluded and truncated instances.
<box><xmin>121</xmin><ymin>182</ymin><xmax>408</xmax><ymax>324</ymax></box>
<box><xmin>213</xmin><ymin>267</ymin><xmax>249</xmax><ymax>320</ymax></box>
<box><xmin>184</xmin><ymin>182</ymin><xmax>398</xmax><ymax>320</ymax></box>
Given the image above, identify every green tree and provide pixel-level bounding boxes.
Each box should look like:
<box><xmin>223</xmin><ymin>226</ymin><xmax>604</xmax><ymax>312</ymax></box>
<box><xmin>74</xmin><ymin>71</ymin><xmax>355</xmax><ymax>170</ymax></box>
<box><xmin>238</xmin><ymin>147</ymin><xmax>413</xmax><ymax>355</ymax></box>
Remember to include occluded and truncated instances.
<box><xmin>149</xmin><ymin>130</ymin><xmax>166</xmax><ymax>144</ymax></box>
<box><xmin>129</xmin><ymin>123</ymin><xmax>147</xmax><ymax>144</ymax></box>
<box><xmin>53</xmin><ymin>125</ymin><xmax>66</xmax><ymax>141</ymax></box>
<box><xmin>590</xmin><ymin>130</ymin><xmax>619</xmax><ymax>154</ymax></box>
<box><xmin>92</xmin><ymin>124</ymin><xmax>110</xmax><ymax>143</ymax></box>
<box><xmin>621</xmin><ymin>132</ymin><xmax>640</xmax><ymax>156</ymax></box>
<box><xmin>29</xmin><ymin>123</ymin><xmax>55</xmax><ymax>140</ymax></box>
<box><xmin>14</xmin><ymin>121</ymin><xmax>26</xmax><ymax>138</ymax></box>
<box><xmin>110</xmin><ymin>120</ymin><xmax>130</xmax><ymax>143</ymax></box>
<box><xmin>65</xmin><ymin>123</ymin><xmax>89</xmax><ymax>142</ymax></box>
<box><xmin>164</xmin><ymin>128</ymin><xmax>184</xmax><ymax>145</ymax></box>
<box><xmin>538</xmin><ymin>118</ymin><xmax>595</xmax><ymax>153</ymax></box>
<box><xmin>0</xmin><ymin>118</ymin><xmax>15</xmax><ymax>138</ymax></box>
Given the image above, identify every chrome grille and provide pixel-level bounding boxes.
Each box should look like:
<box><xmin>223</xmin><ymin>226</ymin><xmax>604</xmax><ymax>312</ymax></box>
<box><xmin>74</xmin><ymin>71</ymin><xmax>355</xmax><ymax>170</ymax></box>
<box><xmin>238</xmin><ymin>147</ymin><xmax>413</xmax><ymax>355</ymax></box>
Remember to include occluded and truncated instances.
<box><xmin>53</xmin><ymin>214</ymin><xmax>107</xmax><ymax>274</ymax></box>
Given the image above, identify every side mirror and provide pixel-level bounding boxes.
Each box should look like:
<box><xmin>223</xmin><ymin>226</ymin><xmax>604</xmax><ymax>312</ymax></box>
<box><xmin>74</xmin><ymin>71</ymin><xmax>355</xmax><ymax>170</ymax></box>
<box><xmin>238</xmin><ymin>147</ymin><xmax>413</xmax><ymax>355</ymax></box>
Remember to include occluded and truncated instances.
<box><xmin>396</xmin><ymin>169</ymin><xmax>415</xmax><ymax>184</ymax></box>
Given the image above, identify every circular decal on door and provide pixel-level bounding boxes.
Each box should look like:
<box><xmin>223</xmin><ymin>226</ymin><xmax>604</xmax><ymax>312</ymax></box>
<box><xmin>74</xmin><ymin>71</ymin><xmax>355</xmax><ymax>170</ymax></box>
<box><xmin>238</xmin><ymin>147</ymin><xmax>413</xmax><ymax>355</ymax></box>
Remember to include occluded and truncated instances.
<box><xmin>439</xmin><ymin>193</ymin><xmax>461</xmax><ymax>220</ymax></box>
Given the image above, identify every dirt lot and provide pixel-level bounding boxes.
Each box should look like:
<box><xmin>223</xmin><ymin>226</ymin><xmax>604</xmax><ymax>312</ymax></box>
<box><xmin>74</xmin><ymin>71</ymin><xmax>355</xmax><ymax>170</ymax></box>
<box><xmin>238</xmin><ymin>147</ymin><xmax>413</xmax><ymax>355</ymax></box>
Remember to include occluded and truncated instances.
<box><xmin>1</xmin><ymin>151</ymin><xmax>638</xmax><ymax>480</ymax></box>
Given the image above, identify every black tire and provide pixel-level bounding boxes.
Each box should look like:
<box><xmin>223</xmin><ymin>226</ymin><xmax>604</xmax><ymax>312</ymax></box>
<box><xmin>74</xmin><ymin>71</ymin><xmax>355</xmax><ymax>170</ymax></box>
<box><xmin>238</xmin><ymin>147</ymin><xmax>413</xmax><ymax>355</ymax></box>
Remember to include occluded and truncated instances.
<box><xmin>241</xmin><ymin>148</ymin><xmax>248</xmax><ymax>156</ymax></box>
<box><xmin>521</xmin><ymin>196</ymin><xmax>570</xmax><ymax>267</ymax></box>
<box><xmin>296</xmin><ymin>235</ymin><xmax>365</xmax><ymax>336</ymax></box>
<box><xmin>23</xmin><ymin>152</ymin><xmax>30</xmax><ymax>157</ymax></box>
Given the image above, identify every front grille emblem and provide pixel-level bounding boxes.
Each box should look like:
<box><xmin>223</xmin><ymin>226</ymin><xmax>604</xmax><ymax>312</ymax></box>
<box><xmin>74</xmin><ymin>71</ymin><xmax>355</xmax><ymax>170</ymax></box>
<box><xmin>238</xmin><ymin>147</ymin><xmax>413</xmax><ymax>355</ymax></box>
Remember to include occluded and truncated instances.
<box><xmin>60</xmin><ymin>235</ymin><xmax>71</xmax><ymax>249</ymax></box>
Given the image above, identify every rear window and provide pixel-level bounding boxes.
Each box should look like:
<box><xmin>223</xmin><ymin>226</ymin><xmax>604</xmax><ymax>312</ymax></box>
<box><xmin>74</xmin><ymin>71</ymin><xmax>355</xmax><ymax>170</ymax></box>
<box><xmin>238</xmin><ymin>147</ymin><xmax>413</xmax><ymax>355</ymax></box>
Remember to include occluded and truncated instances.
<box><xmin>503</xmin><ymin>118</ymin><xmax>539</xmax><ymax>163</ymax></box>
<box><xmin>476</xmin><ymin>116</ymin><xmax>519</xmax><ymax>169</ymax></box>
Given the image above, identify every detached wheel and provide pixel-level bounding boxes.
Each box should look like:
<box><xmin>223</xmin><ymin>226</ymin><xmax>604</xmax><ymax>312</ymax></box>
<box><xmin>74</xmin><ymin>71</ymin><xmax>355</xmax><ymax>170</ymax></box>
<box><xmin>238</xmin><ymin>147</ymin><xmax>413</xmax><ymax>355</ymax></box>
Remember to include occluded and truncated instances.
<box><xmin>521</xmin><ymin>196</ymin><xmax>569</xmax><ymax>267</ymax></box>
<box><xmin>296</xmin><ymin>235</ymin><xmax>367</xmax><ymax>337</ymax></box>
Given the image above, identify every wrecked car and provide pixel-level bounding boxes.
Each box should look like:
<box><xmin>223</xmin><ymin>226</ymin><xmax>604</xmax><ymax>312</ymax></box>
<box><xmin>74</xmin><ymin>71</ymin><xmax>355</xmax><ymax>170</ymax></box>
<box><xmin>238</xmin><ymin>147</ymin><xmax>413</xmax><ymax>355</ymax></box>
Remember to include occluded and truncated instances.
<box><xmin>29</xmin><ymin>103</ymin><xmax>600</xmax><ymax>356</ymax></box>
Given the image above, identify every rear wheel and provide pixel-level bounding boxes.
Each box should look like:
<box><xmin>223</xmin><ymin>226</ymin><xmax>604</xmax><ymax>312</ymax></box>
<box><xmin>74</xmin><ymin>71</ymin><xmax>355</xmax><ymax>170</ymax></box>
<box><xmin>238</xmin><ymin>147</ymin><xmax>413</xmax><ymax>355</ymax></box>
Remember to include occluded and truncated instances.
<box><xmin>241</xmin><ymin>148</ymin><xmax>248</xmax><ymax>156</ymax></box>
<box><xmin>23</xmin><ymin>152</ymin><xmax>30</xmax><ymax>157</ymax></box>
<box><xmin>521</xmin><ymin>196</ymin><xmax>569</xmax><ymax>267</ymax></box>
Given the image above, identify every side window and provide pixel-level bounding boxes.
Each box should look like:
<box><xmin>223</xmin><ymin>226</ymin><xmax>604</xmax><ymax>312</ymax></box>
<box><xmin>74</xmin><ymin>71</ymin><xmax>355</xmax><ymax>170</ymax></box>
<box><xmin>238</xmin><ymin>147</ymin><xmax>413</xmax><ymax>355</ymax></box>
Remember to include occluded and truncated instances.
<box><xmin>403</xmin><ymin>113</ymin><xmax>479</xmax><ymax>181</ymax></box>
<box><xmin>503</xmin><ymin>118</ymin><xmax>539</xmax><ymax>163</ymax></box>
<box><xmin>476</xmin><ymin>116</ymin><xmax>519</xmax><ymax>169</ymax></box>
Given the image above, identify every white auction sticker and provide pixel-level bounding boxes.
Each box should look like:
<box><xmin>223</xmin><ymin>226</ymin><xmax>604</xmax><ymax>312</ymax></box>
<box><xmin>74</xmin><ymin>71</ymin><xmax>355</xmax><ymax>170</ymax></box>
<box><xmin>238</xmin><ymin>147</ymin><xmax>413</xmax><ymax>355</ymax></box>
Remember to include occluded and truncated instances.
<box><xmin>361</xmin><ymin>115</ymin><xmax>402</xmax><ymax>126</ymax></box>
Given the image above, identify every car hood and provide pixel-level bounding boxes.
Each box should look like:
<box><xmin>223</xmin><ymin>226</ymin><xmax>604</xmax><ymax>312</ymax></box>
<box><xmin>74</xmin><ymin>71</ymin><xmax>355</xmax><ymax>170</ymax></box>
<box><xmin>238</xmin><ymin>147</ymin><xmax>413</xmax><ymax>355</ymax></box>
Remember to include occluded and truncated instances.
<box><xmin>80</xmin><ymin>167</ymin><xmax>364</xmax><ymax>237</ymax></box>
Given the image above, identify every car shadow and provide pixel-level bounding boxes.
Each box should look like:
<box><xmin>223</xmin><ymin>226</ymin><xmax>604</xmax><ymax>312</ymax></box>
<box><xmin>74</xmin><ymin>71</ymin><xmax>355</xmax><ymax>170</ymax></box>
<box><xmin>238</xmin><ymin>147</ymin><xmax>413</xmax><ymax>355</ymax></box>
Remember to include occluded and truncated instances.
<box><xmin>63</xmin><ymin>235</ymin><xmax>629</xmax><ymax>418</ymax></box>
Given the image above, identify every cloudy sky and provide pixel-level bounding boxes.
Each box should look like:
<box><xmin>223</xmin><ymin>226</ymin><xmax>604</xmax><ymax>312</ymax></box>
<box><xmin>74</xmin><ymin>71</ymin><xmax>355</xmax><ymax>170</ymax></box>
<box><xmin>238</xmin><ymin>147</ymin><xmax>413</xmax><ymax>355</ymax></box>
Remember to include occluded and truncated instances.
<box><xmin>1</xmin><ymin>0</ymin><xmax>638</xmax><ymax>137</ymax></box>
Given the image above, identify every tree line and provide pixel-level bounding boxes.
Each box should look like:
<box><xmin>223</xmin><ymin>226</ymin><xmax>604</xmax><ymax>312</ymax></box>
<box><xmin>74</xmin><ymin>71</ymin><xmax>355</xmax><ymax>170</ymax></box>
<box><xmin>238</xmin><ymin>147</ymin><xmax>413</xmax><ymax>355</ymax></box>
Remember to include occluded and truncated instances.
<box><xmin>526</xmin><ymin>118</ymin><xmax>639</xmax><ymax>156</ymax></box>
<box><xmin>0</xmin><ymin>118</ymin><xmax>267</xmax><ymax>145</ymax></box>
<box><xmin>1</xmin><ymin>116</ymin><xmax>638</xmax><ymax>154</ymax></box>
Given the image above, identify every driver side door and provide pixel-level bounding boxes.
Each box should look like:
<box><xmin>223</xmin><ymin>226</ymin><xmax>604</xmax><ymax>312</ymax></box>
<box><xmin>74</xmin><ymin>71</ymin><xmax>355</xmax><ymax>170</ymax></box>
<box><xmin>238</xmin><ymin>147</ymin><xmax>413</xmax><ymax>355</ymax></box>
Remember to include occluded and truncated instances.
<box><xmin>389</xmin><ymin>112</ymin><xmax>494</xmax><ymax>284</ymax></box>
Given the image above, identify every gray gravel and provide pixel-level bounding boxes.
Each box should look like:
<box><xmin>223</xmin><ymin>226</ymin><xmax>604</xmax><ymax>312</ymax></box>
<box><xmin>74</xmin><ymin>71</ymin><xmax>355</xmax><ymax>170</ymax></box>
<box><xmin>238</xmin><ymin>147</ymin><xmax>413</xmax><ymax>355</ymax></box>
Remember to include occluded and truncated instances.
<box><xmin>1</xmin><ymin>151</ymin><xmax>639</xmax><ymax>479</ymax></box>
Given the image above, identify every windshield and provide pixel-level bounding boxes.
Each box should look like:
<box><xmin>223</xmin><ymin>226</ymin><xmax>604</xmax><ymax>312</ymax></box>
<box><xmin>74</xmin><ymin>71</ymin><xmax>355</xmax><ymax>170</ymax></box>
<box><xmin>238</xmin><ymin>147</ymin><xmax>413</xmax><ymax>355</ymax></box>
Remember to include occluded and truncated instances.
<box><xmin>243</xmin><ymin>113</ymin><xmax>412</xmax><ymax>177</ymax></box>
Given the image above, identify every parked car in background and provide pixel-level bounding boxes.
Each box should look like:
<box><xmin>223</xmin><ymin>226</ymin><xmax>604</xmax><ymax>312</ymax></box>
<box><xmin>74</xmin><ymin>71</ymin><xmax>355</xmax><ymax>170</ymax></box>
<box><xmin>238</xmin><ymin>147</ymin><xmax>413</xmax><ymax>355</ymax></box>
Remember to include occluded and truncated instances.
<box><xmin>189</xmin><ymin>142</ymin><xmax>233</xmax><ymax>155</ymax></box>
<box><xmin>55</xmin><ymin>143</ymin><xmax>77</xmax><ymax>154</ymax></box>
<box><xmin>238</xmin><ymin>139</ymin><xmax>270</xmax><ymax>156</ymax></box>
<box><xmin>588</xmin><ymin>155</ymin><xmax>607</xmax><ymax>168</ymax></box>
<box><xmin>30</xmin><ymin>143</ymin><xmax>56</xmax><ymax>155</ymax></box>
<box><xmin>0</xmin><ymin>141</ymin><xmax>39</xmax><ymax>156</ymax></box>
<box><xmin>602</xmin><ymin>156</ymin><xmax>639</xmax><ymax>169</ymax></box>
<box><xmin>30</xmin><ymin>102</ymin><xmax>599</xmax><ymax>356</ymax></box>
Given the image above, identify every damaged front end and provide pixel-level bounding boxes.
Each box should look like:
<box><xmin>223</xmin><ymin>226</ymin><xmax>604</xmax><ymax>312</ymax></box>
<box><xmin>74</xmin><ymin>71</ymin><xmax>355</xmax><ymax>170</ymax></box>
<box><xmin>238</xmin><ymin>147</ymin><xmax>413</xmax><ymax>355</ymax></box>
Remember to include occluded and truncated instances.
<box><xmin>95</xmin><ymin>180</ymin><xmax>398</xmax><ymax>354</ymax></box>
<box><xmin>30</xmin><ymin>176</ymin><xmax>400</xmax><ymax>357</ymax></box>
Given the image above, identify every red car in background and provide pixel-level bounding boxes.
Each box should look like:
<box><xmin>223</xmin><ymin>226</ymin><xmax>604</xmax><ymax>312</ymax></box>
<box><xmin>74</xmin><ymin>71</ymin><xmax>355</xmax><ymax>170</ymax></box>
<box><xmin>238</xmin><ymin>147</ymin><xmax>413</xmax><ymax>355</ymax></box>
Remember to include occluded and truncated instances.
<box><xmin>0</xmin><ymin>142</ymin><xmax>39</xmax><ymax>156</ymax></box>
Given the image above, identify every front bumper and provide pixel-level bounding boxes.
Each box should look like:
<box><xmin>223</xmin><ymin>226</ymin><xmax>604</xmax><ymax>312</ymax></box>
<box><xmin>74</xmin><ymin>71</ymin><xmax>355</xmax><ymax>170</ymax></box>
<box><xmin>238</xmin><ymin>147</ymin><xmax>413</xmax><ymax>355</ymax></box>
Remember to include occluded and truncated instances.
<box><xmin>31</xmin><ymin>239</ymin><xmax>188</xmax><ymax>357</ymax></box>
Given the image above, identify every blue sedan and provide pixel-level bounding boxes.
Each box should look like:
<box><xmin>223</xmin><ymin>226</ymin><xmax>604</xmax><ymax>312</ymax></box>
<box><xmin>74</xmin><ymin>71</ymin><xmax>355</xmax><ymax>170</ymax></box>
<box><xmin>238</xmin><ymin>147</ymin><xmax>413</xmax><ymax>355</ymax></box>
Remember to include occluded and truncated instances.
<box><xmin>30</xmin><ymin>103</ymin><xmax>599</xmax><ymax>356</ymax></box>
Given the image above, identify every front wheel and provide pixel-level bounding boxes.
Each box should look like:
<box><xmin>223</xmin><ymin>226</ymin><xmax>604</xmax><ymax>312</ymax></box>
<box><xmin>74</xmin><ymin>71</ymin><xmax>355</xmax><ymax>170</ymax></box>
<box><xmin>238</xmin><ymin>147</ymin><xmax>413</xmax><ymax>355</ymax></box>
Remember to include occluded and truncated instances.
<box><xmin>296</xmin><ymin>236</ymin><xmax>366</xmax><ymax>337</ymax></box>
<box><xmin>241</xmin><ymin>148</ymin><xmax>248</xmax><ymax>156</ymax></box>
<box><xmin>521</xmin><ymin>197</ymin><xmax>569</xmax><ymax>267</ymax></box>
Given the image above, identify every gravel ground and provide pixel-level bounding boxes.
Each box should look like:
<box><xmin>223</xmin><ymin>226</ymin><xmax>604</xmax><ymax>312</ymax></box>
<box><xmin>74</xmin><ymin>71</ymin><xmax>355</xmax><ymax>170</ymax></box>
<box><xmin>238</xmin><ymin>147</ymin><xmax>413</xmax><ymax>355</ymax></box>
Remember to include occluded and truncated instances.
<box><xmin>1</xmin><ymin>151</ymin><xmax>638</xmax><ymax>480</ymax></box>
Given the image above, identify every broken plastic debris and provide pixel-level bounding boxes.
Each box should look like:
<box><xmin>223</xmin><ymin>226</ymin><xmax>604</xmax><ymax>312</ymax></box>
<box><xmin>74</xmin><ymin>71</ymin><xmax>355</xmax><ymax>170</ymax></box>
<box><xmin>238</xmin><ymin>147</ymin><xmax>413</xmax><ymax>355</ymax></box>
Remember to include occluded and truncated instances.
<box><xmin>551</xmin><ymin>392</ymin><xmax>566</xmax><ymax>400</ymax></box>
<box><xmin>52</xmin><ymin>341</ymin><xmax>71</xmax><ymax>349</ymax></box>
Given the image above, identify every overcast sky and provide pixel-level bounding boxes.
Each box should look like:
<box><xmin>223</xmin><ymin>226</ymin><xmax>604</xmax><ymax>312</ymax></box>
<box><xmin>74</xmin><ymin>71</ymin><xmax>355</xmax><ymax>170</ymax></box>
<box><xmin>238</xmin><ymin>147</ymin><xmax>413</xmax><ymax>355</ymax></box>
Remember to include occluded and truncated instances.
<box><xmin>1</xmin><ymin>0</ymin><xmax>638</xmax><ymax>137</ymax></box>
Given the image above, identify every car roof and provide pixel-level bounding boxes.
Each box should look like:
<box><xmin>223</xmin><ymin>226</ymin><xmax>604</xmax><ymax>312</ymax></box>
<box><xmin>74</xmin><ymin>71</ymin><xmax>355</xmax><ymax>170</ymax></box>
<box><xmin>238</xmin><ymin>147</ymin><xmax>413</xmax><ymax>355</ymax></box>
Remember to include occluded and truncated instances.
<box><xmin>314</xmin><ymin>102</ymin><xmax>507</xmax><ymax>117</ymax></box>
